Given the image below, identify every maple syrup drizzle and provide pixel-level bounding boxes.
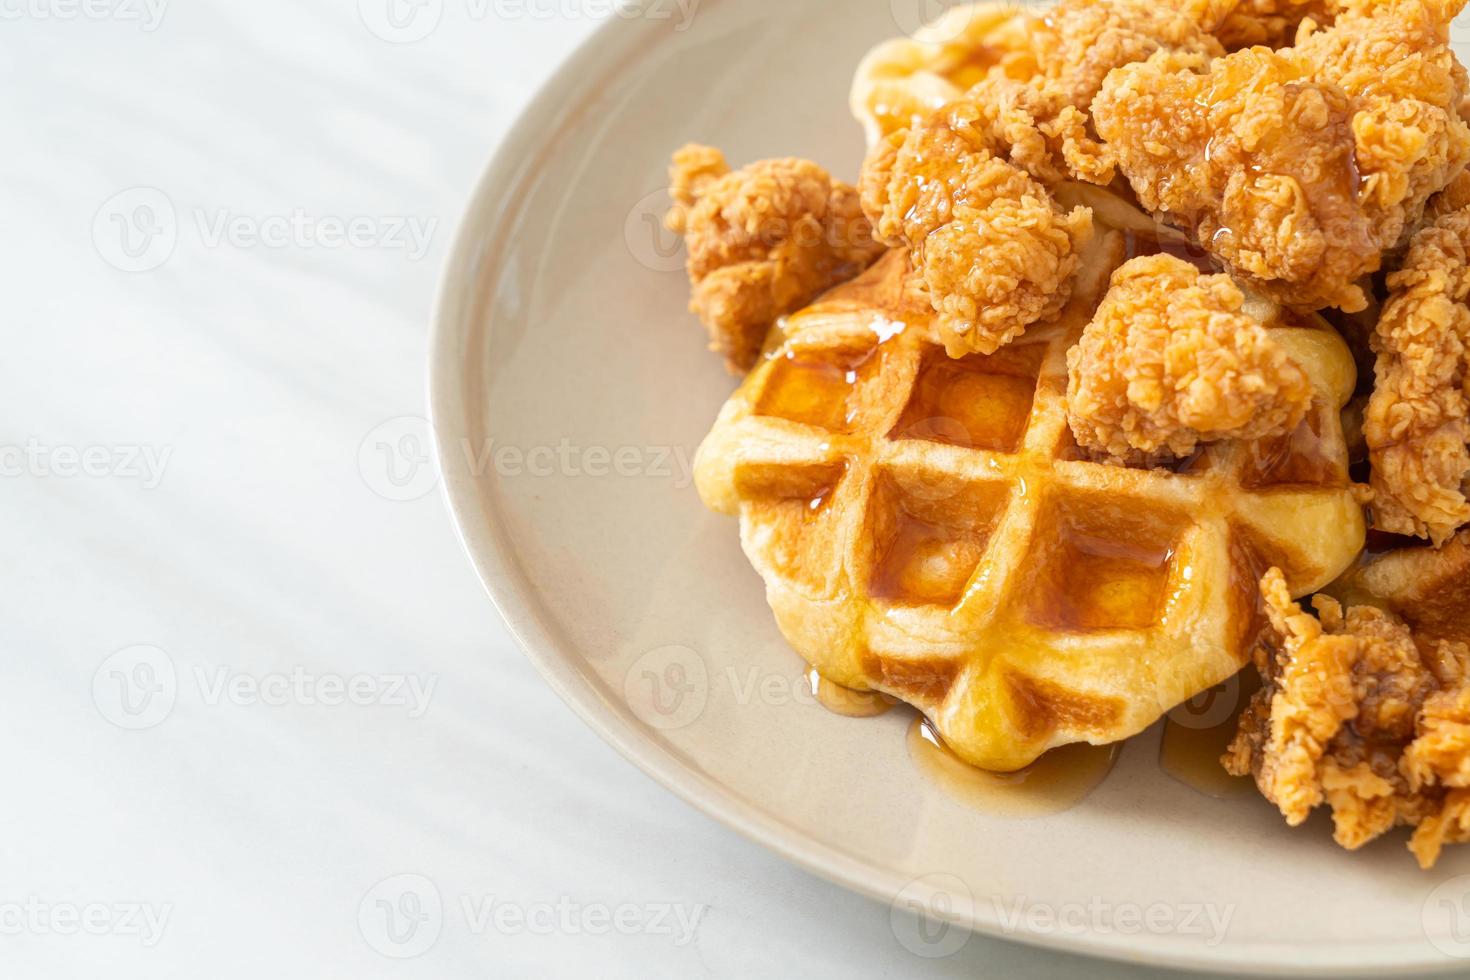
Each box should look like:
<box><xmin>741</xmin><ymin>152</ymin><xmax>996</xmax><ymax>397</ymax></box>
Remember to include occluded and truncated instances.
<box><xmin>1158</xmin><ymin>674</ymin><xmax>1260</xmax><ymax>800</ymax></box>
<box><xmin>906</xmin><ymin>716</ymin><xmax>1120</xmax><ymax>816</ymax></box>
<box><xmin>1123</xmin><ymin>230</ymin><xmax>1223</xmax><ymax>275</ymax></box>
<box><xmin>753</xmin><ymin>345</ymin><xmax>879</xmax><ymax>433</ymax></box>
<box><xmin>804</xmin><ymin>668</ymin><xmax>896</xmax><ymax>718</ymax></box>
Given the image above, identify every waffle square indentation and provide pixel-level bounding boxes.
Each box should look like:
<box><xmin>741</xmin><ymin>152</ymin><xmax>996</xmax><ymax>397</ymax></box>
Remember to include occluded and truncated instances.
<box><xmin>868</xmin><ymin>469</ymin><xmax>1009</xmax><ymax>606</ymax></box>
<box><xmin>890</xmin><ymin>344</ymin><xmax>1044</xmax><ymax>452</ymax></box>
<box><xmin>753</xmin><ymin>343</ymin><xmax>879</xmax><ymax>433</ymax></box>
<box><xmin>1026</xmin><ymin>495</ymin><xmax>1184</xmax><ymax>631</ymax></box>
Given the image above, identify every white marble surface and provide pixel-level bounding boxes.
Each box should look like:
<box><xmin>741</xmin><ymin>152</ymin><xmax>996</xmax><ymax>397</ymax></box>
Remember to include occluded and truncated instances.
<box><xmin>0</xmin><ymin>2</ymin><xmax>1409</xmax><ymax>977</ymax></box>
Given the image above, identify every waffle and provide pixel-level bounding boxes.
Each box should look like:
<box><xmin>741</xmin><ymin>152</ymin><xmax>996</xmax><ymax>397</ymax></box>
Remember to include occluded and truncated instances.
<box><xmin>849</xmin><ymin>2</ymin><xmax>1037</xmax><ymax>146</ymax></box>
<box><xmin>694</xmin><ymin>210</ymin><xmax>1366</xmax><ymax>772</ymax></box>
<box><xmin>1329</xmin><ymin>531</ymin><xmax>1470</xmax><ymax>646</ymax></box>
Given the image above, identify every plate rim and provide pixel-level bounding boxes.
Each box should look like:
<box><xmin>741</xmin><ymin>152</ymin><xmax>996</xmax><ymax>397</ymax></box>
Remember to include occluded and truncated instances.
<box><xmin>426</xmin><ymin>7</ymin><xmax>1466</xmax><ymax>975</ymax></box>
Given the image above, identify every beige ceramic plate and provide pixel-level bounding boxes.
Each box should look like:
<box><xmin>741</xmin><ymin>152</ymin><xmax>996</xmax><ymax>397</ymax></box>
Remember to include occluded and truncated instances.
<box><xmin>430</xmin><ymin>1</ymin><xmax>1470</xmax><ymax>973</ymax></box>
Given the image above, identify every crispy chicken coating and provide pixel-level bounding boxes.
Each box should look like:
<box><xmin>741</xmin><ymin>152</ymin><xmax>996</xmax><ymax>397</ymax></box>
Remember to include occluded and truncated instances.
<box><xmin>666</xmin><ymin>145</ymin><xmax>884</xmax><ymax>373</ymax></box>
<box><xmin>1028</xmin><ymin>0</ymin><xmax>1225</xmax><ymax>108</ymax></box>
<box><xmin>1065</xmin><ymin>254</ymin><xmax>1313</xmax><ymax>462</ymax></box>
<box><xmin>1224</xmin><ymin>568</ymin><xmax>1470</xmax><ymax>867</ymax></box>
<box><xmin>1199</xmin><ymin>0</ymin><xmax>1342</xmax><ymax>49</ymax></box>
<box><xmin>1092</xmin><ymin>0</ymin><xmax>1470</xmax><ymax>314</ymax></box>
<box><xmin>1365</xmin><ymin>206</ymin><xmax>1470</xmax><ymax>543</ymax></box>
<box><xmin>860</xmin><ymin>78</ymin><xmax>1114</xmax><ymax>357</ymax></box>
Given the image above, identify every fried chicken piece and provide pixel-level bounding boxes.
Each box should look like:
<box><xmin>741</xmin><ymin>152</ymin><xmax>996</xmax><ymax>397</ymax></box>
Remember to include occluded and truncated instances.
<box><xmin>1224</xmin><ymin>567</ymin><xmax>1470</xmax><ymax>867</ymax></box>
<box><xmin>1200</xmin><ymin>0</ymin><xmax>1343</xmax><ymax>49</ymax></box>
<box><xmin>1422</xmin><ymin>168</ymin><xmax>1470</xmax><ymax>227</ymax></box>
<box><xmin>1065</xmin><ymin>254</ymin><xmax>1312</xmax><ymax>462</ymax></box>
<box><xmin>1093</xmin><ymin>0</ymin><xmax>1470</xmax><ymax>314</ymax></box>
<box><xmin>1364</xmin><ymin>206</ymin><xmax>1470</xmax><ymax>543</ymax></box>
<box><xmin>860</xmin><ymin>78</ymin><xmax>1114</xmax><ymax>357</ymax></box>
<box><xmin>666</xmin><ymin>145</ymin><xmax>884</xmax><ymax>373</ymax></box>
<box><xmin>1027</xmin><ymin>0</ymin><xmax>1225</xmax><ymax>109</ymax></box>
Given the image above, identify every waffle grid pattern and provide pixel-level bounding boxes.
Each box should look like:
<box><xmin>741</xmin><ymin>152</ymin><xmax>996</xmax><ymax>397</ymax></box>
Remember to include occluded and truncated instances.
<box><xmin>695</xmin><ymin>234</ymin><xmax>1366</xmax><ymax>770</ymax></box>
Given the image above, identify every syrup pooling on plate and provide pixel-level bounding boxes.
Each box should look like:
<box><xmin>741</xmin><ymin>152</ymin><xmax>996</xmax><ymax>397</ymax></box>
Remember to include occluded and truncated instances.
<box><xmin>1159</xmin><ymin>674</ymin><xmax>1260</xmax><ymax>800</ymax></box>
<box><xmin>907</xmin><ymin>715</ymin><xmax>1119</xmax><ymax>816</ymax></box>
<box><xmin>805</xmin><ymin>668</ymin><xmax>897</xmax><ymax>718</ymax></box>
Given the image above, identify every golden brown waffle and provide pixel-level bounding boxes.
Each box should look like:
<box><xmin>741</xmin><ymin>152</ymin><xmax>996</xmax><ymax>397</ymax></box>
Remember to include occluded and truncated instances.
<box><xmin>1329</xmin><ymin>531</ymin><xmax>1470</xmax><ymax>646</ymax></box>
<box><xmin>695</xmin><ymin>207</ymin><xmax>1366</xmax><ymax>771</ymax></box>
<box><xmin>849</xmin><ymin>2</ymin><xmax>1037</xmax><ymax>146</ymax></box>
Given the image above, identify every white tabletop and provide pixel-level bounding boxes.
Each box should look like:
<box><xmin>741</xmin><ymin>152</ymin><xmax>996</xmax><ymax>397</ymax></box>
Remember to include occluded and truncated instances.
<box><xmin>2</xmin><ymin>2</ymin><xmax>1373</xmax><ymax>976</ymax></box>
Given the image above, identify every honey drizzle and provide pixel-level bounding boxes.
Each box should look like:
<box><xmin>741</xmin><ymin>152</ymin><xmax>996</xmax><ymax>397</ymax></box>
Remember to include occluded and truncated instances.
<box><xmin>753</xmin><ymin>345</ymin><xmax>879</xmax><ymax>433</ymax></box>
<box><xmin>906</xmin><ymin>716</ymin><xmax>1120</xmax><ymax>816</ymax></box>
<box><xmin>805</xmin><ymin>668</ymin><xmax>897</xmax><ymax>718</ymax></box>
<box><xmin>1158</xmin><ymin>674</ymin><xmax>1261</xmax><ymax>800</ymax></box>
<box><xmin>891</xmin><ymin>349</ymin><xmax>1040</xmax><ymax>452</ymax></box>
<box><xmin>1123</xmin><ymin>229</ymin><xmax>1223</xmax><ymax>275</ymax></box>
<box><xmin>870</xmin><ymin>508</ymin><xmax>991</xmax><ymax>605</ymax></box>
